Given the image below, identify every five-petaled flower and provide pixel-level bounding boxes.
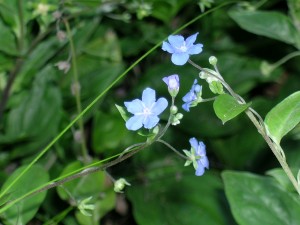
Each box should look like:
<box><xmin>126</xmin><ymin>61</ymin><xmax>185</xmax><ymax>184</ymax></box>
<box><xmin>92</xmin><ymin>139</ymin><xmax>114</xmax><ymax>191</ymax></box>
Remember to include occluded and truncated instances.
<box><xmin>163</xmin><ymin>74</ymin><xmax>180</xmax><ymax>97</ymax></box>
<box><xmin>162</xmin><ymin>33</ymin><xmax>203</xmax><ymax>66</ymax></box>
<box><xmin>182</xmin><ymin>79</ymin><xmax>202</xmax><ymax>112</ymax></box>
<box><xmin>124</xmin><ymin>88</ymin><xmax>168</xmax><ymax>131</ymax></box>
<box><xmin>189</xmin><ymin>137</ymin><xmax>209</xmax><ymax>176</ymax></box>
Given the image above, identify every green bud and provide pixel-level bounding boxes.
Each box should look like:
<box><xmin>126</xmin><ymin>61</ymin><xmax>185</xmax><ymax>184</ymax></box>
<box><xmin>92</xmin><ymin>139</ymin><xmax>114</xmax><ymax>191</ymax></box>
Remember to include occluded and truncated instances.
<box><xmin>114</xmin><ymin>178</ymin><xmax>131</xmax><ymax>193</ymax></box>
<box><xmin>175</xmin><ymin>113</ymin><xmax>183</xmax><ymax>120</ymax></box>
<box><xmin>209</xmin><ymin>56</ymin><xmax>218</xmax><ymax>66</ymax></box>
<box><xmin>170</xmin><ymin>106</ymin><xmax>178</xmax><ymax>114</ymax></box>
<box><xmin>260</xmin><ymin>61</ymin><xmax>274</xmax><ymax>76</ymax></box>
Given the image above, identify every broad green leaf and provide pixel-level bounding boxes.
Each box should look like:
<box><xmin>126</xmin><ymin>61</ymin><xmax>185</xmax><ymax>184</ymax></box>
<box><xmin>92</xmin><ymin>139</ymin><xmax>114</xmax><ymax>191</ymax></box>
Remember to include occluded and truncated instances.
<box><xmin>6</xmin><ymin>66</ymin><xmax>62</xmax><ymax>143</ymax></box>
<box><xmin>288</xmin><ymin>0</ymin><xmax>300</xmax><ymax>33</ymax></box>
<box><xmin>0</xmin><ymin>20</ymin><xmax>18</xmax><ymax>55</ymax></box>
<box><xmin>213</xmin><ymin>94</ymin><xmax>251</xmax><ymax>124</ymax></box>
<box><xmin>1</xmin><ymin>164</ymin><xmax>49</xmax><ymax>225</ymax></box>
<box><xmin>222</xmin><ymin>171</ymin><xmax>300</xmax><ymax>225</ymax></box>
<box><xmin>264</xmin><ymin>91</ymin><xmax>300</xmax><ymax>144</ymax></box>
<box><xmin>266</xmin><ymin>168</ymin><xmax>298</xmax><ymax>192</ymax></box>
<box><xmin>229</xmin><ymin>10</ymin><xmax>300</xmax><ymax>48</ymax></box>
<box><xmin>127</xmin><ymin>162</ymin><xmax>234</xmax><ymax>225</ymax></box>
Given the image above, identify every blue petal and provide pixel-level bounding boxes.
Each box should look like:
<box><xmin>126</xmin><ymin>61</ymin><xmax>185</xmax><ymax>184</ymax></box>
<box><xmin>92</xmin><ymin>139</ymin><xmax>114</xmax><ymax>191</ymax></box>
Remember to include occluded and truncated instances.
<box><xmin>171</xmin><ymin>53</ymin><xmax>189</xmax><ymax>66</ymax></box>
<box><xmin>151</xmin><ymin>97</ymin><xmax>168</xmax><ymax>115</ymax></box>
<box><xmin>195</xmin><ymin>162</ymin><xmax>205</xmax><ymax>176</ymax></box>
<box><xmin>185</xmin><ymin>32</ymin><xmax>199</xmax><ymax>47</ymax></box>
<box><xmin>124</xmin><ymin>99</ymin><xmax>144</xmax><ymax>114</ymax></box>
<box><xmin>182</xmin><ymin>102</ymin><xmax>190</xmax><ymax>112</ymax></box>
<box><xmin>189</xmin><ymin>137</ymin><xmax>198</xmax><ymax>151</ymax></box>
<box><xmin>142</xmin><ymin>88</ymin><xmax>156</xmax><ymax>107</ymax></box>
<box><xmin>183</xmin><ymin>91</ymin><xmax>196</xmax><ymax>103</ymax></box>
<box><xmin>199</xmin><ymin>156</ymin><xmax>209</xmax><ymax>169</ymax></box>
<box><xmin>126</xmin><ymin>115</ymin><xmax>144</xmax><ymax>131</ymax></box>
<box><xmin>168</xmin><ymin>35</ymin><xmax>184</xmax><ymax>48</ymax></box>
<box><xmin>187</xmin><ymin>44</ymin><xmax>203</xmax><ymax>55</ymax></box>
<box><xmin>196</xmin><ymin>141</ymin><xmax>206</xmax><ymax>156</ymax></box>
<box><xmin>143</xmin><ymin>115</ymin><xmax>159</xmax><ymax>129</ymax></box>
<box><xmin>162</xmin><ymin>41</ymin><xmax>175</xmax><ymax>53</ymax></box>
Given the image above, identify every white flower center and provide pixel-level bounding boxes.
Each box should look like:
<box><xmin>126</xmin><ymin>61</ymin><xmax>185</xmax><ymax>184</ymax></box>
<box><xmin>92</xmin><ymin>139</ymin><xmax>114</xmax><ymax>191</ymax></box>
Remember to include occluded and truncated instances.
<box><xmin>179</xmin><ymin>42</ymin><xmax>188</xmax><ymax>52</ymax></box>
<box><xmin>143</xmin><ymin>107</ymin><xmax>152</xmax><ymax>115</ymax></box>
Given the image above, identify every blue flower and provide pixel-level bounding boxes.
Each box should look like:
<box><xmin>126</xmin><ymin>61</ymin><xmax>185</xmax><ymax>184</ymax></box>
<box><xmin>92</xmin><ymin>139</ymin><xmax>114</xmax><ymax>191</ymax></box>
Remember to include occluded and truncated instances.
<box><xmin>182</xmin><ymin>79</ymin><xmax>202</xmax><ymax>112</ymax></box>
<box><xmin>163</xmin><ymin>74</ymin><xmax>180</xmax><ymax>97</ymax></box>
<box><xmin>189</xmin><ymin>137</ymin><xmax>209</xmax><ymax>176</ymax></box>
<box><xmin>124</xmin><ymin>88</ymin><xmax>168</xmax><ymax>131</ymax></box>
<box><xmin>162</xmin><ymin>32</ymin><xmax>203</xmax><ymax>66</ymax></box>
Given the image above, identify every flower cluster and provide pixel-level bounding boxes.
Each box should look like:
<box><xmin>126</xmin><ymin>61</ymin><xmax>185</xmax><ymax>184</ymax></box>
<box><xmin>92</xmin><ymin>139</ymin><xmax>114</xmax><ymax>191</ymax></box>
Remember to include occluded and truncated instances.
<box><xmin>120</xmin><ymin>32</ymin><xmax>209</xmax><ymax>177</ymax></box>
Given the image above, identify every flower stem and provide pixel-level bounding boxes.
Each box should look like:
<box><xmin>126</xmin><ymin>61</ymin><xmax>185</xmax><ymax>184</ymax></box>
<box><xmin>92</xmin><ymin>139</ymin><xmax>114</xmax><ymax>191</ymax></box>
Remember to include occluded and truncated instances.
<box><xmin>188</xmin><ymin>59</ymin><xmax>300</xmax><ymax>195</ymax></box>
<box><xmin>157</xmin><ymin>139</ymin><xmax>189</xmax><ymax>160</ymax></box>
<box><xmin>64</xmin><ymin>19</ymin><xmax>89</xmax><ymax>163</ymax></box>
<box><xmin>0</xmin><ymin>144</ymin><xmax>146</xmax><ymax>213</ymax></box>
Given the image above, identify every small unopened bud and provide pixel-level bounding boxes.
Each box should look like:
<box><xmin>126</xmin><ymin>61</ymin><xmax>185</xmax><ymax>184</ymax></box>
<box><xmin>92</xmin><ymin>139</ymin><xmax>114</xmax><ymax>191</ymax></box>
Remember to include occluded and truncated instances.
<box><xmin>56</xmin><ymin>30</ymin><xmax>67</xmax><ymax>42</ymax></box>
<box><xmin>209</xmin><ymin>56</ymin><xmax>218</xmax><ymax>66</ymax></box>
<box><xmin>74</xmin><ymin>130</ymin><xmax>83</xmax><ymax>143</ymax></box>
<box><xmin>52</xmin><ymin>11</ymin><xmax>62</xmax><ymax>20</ymax></box>
<box><xmin>175</xmin><ymin>113</ymin><xmax>183</xmax><ymax>120</ymax></box>
<box><xmin>114</xmin><ymin>178</ymin><xmax>131</xmax><ymax>193</ymax></box>
<box><xmin>170</xmin><ymin>106</ymin><xmax>178</xmax><ymax>114</ymax></box>
<box><xmin>71</xmin><ymin>82</ymin><xmax>81</xmax><ymax>96</ymax></box>
<box><xmin>55</xmin><ymin>60</ymin><xmax>70</xmax><ymax>73</ymax></box>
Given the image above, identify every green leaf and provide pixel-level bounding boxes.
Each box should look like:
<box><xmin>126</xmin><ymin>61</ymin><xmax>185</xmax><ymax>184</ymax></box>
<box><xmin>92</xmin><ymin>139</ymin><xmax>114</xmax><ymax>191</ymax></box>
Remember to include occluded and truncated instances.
<box><xmin>115</xmin><ymin>104</ymin><xmax>129</xmax><ymax>122</ymax></box>
<box><xmin>209</xmin><ymin>81</ymin><xmax>224</xmax><ymax>94</ymax></box>
<box><xmin>229</xmin><ymin>10</ymin><xmax>300</xmax><ymax>48</ymax></box>
<box><xmin>213</xmin><ymin>94</ymin><xmax>251</xmax><ymax>124</ymax></box>
<box><xmin>266</xmin><ymin>168</ymin><xmax>298</xmax><ymax>192</ymax></box>
<box><xmin>264</xmin><ymin>91</ymin><xmax>300</xmax><ymax>144</ymax></box>
<box><xmin>288</xmin><ymin>0</ymin><xmax>300</xmax><ymax>33</ymax></box>
<box><xmin>0</xmin><ymin>20</ymin><xmax>18</xmax><ymax>55</ymax></box>
<box><xmin>222</xmin><ymin>171</ymin><xmax>300</xmax><ymax>225</ymax></box>
<box><xmin>1</xmin><ymin>165</ymin><xmax>49</xmax><ymax>225</ymax></box>
<box><xmin>127</xmin><ymin>168</ymin><xmax>232</xmax><ymax>225</ymax></box>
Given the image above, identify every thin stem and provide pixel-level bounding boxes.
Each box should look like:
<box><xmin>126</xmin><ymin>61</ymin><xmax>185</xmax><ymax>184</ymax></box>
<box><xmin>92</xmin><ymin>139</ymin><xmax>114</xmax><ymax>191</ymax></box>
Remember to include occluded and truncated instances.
<box><xmin>64</xmin><ymin>19</ymin><xmax>89</xmax><ymax>163</ymax></box>
<box><xmin>271</xmin><ymin>51</ymin><xmax>300</xmax><ymax>70</ymax></box>
<box><xmin>245</xmin><ymin>110</ymin><xmax>300</xmax><ymax>195</ymax></box>
<box><xmin>188</xmin><ymin>59</ymin><xmax>246</xmax><ymax>104</ymax></box>
<box><xmin>157</xmin><ymin>139</ymin><xmax>189</xmax><ymax>160</ymax></box>
<box><xmin>157</xmin><ymin>97</ymin><xmax>175</xmax><ymax>139</ymax></box>
<box><xmin>200</xmin><ymin>97</ymin><xmax>216</xmax><ymax>102</ymax></box>
<box><xmin>0</xmin><ymin>145</ymin><xmax>145</xmax><ymax>213</ymax></box>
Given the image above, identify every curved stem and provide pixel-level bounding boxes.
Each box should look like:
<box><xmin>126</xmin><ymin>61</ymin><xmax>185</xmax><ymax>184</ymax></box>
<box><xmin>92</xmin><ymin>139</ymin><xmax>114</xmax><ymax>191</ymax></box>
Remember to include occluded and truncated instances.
<box><xmin>157</xmin><ymin>139</ymin><xmax>189</xmax><ymax>160</ymax></box>
<box><xmin>188</xmin><ymin>59</ymin><xmax>246</xmax><ymax>104</ymax></box>
<box><xmin>271</xmin><ymin>51</ymin><xmax>300</xmax><ymax>70</ymax></box>
<box><xmin>245</xmin><ymin>110</ymin><xmax>300</xmax><ymax>195</ymax></box>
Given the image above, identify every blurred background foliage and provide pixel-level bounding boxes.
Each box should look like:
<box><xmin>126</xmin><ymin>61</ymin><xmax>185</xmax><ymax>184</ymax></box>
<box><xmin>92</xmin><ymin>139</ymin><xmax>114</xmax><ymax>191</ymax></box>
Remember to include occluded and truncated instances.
<box><xmin>0</xmin><ymin>0</ymin><xmax>300</xmax><ymax>224</ymax></box>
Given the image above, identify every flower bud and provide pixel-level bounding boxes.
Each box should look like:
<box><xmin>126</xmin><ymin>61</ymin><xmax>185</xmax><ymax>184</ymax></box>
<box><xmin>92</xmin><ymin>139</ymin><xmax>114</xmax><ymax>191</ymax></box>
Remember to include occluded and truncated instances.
<box><xmin>163</xmin><ymin>74</ymin><xmax>180</xmax><ymax>97</ymax></box>
<box><xmin>114</xmin><ymin>178</ymin><xmax>131</xmax><ymax>193</ymax></box>
<box><xmin>170</xmin><ymin>105</ymin><xmax>178</xmax><ymax>114</ymax></box>
<box><xmin>209</xmin><ymin>56</ymin><xmax>218</xmax><ymax>66</ymax></box>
